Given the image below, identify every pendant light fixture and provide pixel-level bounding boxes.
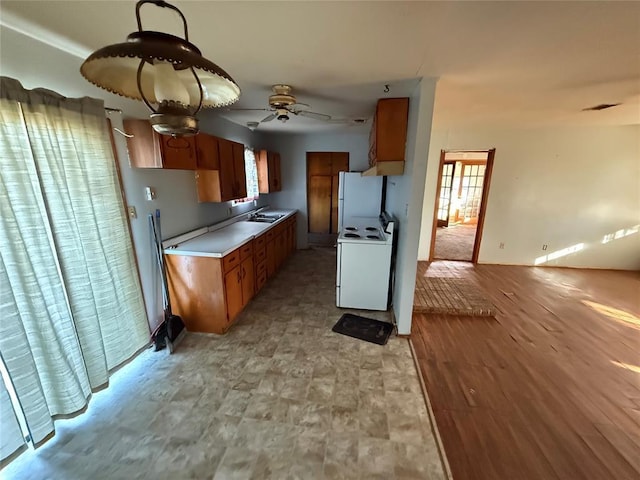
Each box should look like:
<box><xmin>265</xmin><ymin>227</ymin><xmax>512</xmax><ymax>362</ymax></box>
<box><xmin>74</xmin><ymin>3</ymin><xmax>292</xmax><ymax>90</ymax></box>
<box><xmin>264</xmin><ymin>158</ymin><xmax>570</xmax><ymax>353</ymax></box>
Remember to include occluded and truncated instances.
<box><xmin>80</xmin><ymin>0</ymin><xmax>240</xmax><ymax>136</ymax></box>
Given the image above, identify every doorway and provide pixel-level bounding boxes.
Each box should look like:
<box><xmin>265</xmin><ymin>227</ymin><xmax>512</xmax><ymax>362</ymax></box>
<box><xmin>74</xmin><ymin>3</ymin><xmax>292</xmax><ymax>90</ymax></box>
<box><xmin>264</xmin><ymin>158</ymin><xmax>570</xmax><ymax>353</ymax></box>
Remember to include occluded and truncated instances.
<box><xmin>307</xmin><ymin>152</ymin><xmax>349</xmax><ymax>245</ymax></box>
<box><xmin>430</xmin><ymin>149</ymin><xmax>495</xmax><ymax>262</ymax></box>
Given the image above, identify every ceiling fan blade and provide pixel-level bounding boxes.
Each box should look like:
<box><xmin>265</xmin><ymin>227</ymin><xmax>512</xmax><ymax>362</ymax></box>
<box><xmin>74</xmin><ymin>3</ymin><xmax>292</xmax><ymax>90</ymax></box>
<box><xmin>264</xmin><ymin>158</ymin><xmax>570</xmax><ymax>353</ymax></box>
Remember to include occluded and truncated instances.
<box><xmin>227</xmin><ymin>108</ymin><xmax>272</xmax><ymax>112</ymax></box>
<box><xmin>294</xmin><ymin>110</ymin><xmax>332</xmax><ymax>121</ymax></box>
<box><xmin>261</xmin><ymin>113</ymin><xmax>277</xmax><ymax>123</ymax></box>
<box><xmin>289</xmin><ymin>102</ymin><xmax>311</xmax><ymax>109</ymax></box>
<box><xmin>326</xmin><ymin>118</ymin><xmax>353</xmax><ymax>124</ymax></box>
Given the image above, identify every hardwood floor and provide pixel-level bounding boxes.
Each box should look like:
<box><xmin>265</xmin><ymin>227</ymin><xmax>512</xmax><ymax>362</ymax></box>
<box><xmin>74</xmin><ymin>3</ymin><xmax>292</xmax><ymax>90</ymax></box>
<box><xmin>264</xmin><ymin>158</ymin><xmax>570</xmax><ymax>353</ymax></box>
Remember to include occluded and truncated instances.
<box><xmin>411</xmin><ymin>262</ymin><xmax>640</xmax><ymax>480</ymax></box>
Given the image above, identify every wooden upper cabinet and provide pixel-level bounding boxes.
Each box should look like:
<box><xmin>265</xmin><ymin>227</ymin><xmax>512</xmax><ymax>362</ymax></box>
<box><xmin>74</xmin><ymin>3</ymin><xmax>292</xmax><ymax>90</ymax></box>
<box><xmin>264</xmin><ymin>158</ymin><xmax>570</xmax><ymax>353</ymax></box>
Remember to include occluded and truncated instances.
<box><xmin>232</xmin><ymin>142</ymin><xmax>247</xmax><ymax>199</ymax></box>
<box><xmin>124</xmin><ymin>119</ymin><xmax>197</xmax><ymax>170</ymax></box>
<box><xmin>196</xmin><ymin>138</ymin><xmax>247</xmax><ymax>203</ymax></box>
<box><xmin>363</xmin><ymin>98</ymin><xmax>409</xmax><ymax>176</ymax></box>
<box><xmin>256</xmin><ymin>150</ymin><xmax>282</xmax><ymax>193</ymax></box>
<box><xmin>195</xmin><ymin>133</ymin><xmax>220</xmax><ymax>170</ymax></box>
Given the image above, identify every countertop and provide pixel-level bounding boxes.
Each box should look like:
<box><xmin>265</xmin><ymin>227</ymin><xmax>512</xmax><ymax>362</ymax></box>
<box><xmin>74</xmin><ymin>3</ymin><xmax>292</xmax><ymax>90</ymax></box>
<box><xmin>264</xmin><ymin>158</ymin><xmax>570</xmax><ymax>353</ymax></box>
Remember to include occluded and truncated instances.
<box><xmin>163</xmin><ymin>209</ymin><xmax>297</xmax><ymax>258</ymax></box>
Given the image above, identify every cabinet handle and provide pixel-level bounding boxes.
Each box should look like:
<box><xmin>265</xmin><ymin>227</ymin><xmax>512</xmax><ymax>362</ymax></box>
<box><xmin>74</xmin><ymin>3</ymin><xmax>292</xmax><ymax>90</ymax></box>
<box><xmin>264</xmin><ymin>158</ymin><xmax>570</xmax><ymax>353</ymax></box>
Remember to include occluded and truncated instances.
<box><xmin>237</xmin><ymin>270</ymin><xmax>241</xmax><ymax>282</ymax></box>
<box><xmin>242</xmin><ymin>267</ymin><xmax>246</xmax><ymax>279</ymax></box>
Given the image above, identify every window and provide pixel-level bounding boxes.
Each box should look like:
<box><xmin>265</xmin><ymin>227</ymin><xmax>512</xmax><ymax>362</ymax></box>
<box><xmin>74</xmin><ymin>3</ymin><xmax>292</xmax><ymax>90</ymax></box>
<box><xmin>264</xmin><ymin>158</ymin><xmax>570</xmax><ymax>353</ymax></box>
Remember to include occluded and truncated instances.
<box><xmin>233</xmin><ymin>147</ymin><xmax>260</xmax><ymax>204</ymax></box>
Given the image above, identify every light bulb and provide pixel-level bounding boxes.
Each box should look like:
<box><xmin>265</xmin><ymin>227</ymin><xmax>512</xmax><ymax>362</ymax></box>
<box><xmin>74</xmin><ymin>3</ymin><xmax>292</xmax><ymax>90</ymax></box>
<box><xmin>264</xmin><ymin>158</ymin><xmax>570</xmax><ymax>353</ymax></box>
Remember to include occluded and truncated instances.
<box><xmin>153</xmin><ymin>61</ymin><xmax>190</xmax><ymax>106</ymax></box>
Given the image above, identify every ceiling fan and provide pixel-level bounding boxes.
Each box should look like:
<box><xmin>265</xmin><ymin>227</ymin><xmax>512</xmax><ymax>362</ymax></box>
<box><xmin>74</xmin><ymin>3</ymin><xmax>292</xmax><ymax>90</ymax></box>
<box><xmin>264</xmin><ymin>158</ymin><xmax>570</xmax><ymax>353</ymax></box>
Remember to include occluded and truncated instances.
<box><xmin>229</xmin><ymin>84</ymin><xmax>361</xmax><ymax>126</ymax></box>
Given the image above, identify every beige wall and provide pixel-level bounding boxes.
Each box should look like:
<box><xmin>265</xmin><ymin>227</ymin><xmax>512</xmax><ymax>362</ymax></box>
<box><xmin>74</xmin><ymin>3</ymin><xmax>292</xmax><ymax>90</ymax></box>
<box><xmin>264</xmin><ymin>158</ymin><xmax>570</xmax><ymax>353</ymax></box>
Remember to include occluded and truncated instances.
<box><xmin>419</xmin><ymin>125</ymin><xmax>640</xmax><ymax>270</ymax></box>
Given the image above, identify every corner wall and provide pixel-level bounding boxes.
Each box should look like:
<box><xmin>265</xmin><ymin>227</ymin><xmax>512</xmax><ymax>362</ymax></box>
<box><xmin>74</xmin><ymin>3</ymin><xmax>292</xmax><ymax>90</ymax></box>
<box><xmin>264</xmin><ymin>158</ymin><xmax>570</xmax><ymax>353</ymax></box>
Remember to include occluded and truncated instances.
<box><xmin>384</xmin><ymin>79</ymin><xmax>437</xmax><ymax>335</ymax></box>
<box><xmin>257</xmin><ymin>131</ymin><xmax>370</xmax><ymax>249</ymax></box>
<box><xmin>419</xmin><ymin>125</ymin><xmax>640</xmax><ymax>270</ymax></box>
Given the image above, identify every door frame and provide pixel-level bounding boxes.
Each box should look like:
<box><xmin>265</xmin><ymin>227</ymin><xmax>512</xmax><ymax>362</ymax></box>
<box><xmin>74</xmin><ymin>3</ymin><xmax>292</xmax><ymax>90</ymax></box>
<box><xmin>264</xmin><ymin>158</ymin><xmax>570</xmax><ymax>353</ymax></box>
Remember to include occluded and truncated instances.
<box><xmin>428</xmin><ymin>148</ymin><xmax>495</xmax><ymax>263</ymax></box>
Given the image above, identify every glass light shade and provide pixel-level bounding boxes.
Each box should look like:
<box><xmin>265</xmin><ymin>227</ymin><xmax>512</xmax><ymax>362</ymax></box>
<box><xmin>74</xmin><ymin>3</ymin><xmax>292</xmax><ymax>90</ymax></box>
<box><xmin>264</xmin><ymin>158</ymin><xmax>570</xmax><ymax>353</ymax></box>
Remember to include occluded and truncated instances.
<box><xmin>153</xmin><ymin>61</ymin><xmax>190</xmax><ymax>107</ymax></box>
<box><xmin>80</xmin><ymin>32</ymin><xmax>240</xmax><ymax>109</ymax></box>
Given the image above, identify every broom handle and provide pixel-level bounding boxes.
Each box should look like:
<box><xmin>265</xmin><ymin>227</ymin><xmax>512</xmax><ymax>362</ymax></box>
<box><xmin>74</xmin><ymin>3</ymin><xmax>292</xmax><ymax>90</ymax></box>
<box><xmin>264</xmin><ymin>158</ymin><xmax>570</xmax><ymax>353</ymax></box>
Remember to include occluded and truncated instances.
<box><xmin>155</xmin><ymin>209</ymin><xmax>173</xmax><ymax>314</ymax></box>
<box><xmin>149</xmin><ymin>213</ymin><xmax>169</xmax><ymax>312</ymax></box>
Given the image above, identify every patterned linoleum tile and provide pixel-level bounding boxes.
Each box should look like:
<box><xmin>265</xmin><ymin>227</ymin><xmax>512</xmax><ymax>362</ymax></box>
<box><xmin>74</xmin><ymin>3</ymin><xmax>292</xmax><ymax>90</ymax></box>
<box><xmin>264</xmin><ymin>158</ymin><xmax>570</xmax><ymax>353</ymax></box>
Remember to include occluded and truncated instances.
<box><xmin>3</xmin><ymin>248</ymin><xmax>446</xmax><ymax>480</ymax></box>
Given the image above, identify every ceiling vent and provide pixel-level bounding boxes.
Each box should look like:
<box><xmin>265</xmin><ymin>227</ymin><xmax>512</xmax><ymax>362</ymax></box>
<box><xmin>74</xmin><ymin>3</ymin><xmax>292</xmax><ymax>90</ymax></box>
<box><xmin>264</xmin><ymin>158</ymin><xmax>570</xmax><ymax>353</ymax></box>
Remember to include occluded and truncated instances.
<box><xmin>582</xmin><ymin>103</ymin><xmax>621</xmax><ymax>111</ymax></box>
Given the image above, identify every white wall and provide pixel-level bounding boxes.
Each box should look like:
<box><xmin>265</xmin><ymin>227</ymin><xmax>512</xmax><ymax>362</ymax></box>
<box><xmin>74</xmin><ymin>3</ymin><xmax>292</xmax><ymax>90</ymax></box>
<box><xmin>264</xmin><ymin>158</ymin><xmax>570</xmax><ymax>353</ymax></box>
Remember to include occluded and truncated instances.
<box><xmin>1</xmin><ymin>26</ymin><xmax>266</xmax><ymax>330</ymax></box>
<box><xmin>384</xmin><ymin>79</ymin><xmax>437</xmax><ymax>335</ymax></box>
<box><xmin>419</xmin><ymin>125</ymin><xmax>640</xmax><ymax>270</ymax></box>
<box><xmin>257</xmin><ymin>131</ymin><xmax>370</xmax><ymax>249</ymax></box>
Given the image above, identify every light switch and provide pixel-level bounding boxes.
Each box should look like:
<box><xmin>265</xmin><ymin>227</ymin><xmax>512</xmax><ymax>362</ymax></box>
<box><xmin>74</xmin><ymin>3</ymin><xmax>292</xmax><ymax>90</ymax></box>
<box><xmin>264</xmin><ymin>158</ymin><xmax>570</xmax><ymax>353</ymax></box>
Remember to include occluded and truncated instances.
<box><xmin>128</xmin><ymin>206</ymin><xmax>137</xmax><ymax>219</ymax></box>
<box><xmin>145</xmin><ymin>186</ymin><xmax>156</xmax><ymax>201</ymax></box>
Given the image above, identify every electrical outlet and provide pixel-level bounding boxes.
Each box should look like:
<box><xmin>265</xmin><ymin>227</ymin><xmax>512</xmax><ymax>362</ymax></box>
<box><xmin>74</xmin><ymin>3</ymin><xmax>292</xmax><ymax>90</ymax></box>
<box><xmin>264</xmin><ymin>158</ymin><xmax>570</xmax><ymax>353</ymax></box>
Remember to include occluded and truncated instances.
<box><xmin>145</xmin><ymin>186</ymin><xmax>156</xmax><ymax>201</ymax></box>
<box><xmin>542</xmin><ymin>244</ymin><xmax>548</xmax><ymax>251</ymax></box>
<box><xmin>127</xmin><ymin>206</ymin><xmax>137</xmax><ymax>219</ymax></box>
<box><xmin>499</xmin><ymin>242</ymin><xmax>505</xmax><ymax>249</ymax></box>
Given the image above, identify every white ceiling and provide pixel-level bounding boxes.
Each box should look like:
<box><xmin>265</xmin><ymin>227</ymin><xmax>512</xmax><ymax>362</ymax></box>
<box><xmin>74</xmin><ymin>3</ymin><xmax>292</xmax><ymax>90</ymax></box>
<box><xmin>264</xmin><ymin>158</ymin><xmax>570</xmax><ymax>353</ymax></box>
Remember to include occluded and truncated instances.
<box><xmin>2</xmin><ymin>1</ymin><xmax>639</xmax><ymax>133</ymax></box>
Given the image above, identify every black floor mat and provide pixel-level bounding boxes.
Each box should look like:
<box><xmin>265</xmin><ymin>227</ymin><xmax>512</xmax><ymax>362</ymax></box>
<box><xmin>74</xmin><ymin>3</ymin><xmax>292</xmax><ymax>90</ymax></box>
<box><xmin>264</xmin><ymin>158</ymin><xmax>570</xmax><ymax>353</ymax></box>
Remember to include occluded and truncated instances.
<box><xmin>332</xmin><ymin>313</ymin><xmax>394</xmax><ymax>345</ymax></box>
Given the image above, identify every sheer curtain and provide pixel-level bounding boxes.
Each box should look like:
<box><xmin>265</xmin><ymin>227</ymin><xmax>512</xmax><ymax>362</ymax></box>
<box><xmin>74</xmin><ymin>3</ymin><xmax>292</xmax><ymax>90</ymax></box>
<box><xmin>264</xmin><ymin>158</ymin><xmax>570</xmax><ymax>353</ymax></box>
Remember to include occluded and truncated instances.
<box><xmin>0</xmin><ymin>77</ymin><xmax>149</xmax><ymax>461</ymax></box>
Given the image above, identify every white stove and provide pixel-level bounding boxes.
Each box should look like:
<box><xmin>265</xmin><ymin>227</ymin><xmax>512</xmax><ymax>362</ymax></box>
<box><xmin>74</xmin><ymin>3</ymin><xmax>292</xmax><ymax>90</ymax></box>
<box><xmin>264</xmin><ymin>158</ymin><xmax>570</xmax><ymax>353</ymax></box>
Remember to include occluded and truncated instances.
<box><xmin>339</xmin><ymin>217</ymin><xmax>390</xmax><ymax>243</ymax></box>
<box><xmin>336</xmin><ymin>213</ymin><xmax>395</xmax><ymax>310</ymax></box>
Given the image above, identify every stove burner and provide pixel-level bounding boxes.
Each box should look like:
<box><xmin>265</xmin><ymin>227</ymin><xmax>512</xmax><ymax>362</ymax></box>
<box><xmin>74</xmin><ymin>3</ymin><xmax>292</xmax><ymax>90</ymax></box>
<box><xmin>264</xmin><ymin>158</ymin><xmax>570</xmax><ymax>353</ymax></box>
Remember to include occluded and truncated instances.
<box><xmin>365</xmin><ymin>227</ymin><xmax>378</xmax><ymax>231</ymax></box>
<box><xmin>345</xmin><ymin>227</ymin><xmax>358</xmax><ymax>231</ymax></box>
<box><xmin>366</xmin><ymin>235</ymin><xmax>381</xmax><ymax>240</ymax></box>
<box><xmin>344</xmin><ymin>233</ymin><xmax>361</xmax><ymax>238</ymax></box>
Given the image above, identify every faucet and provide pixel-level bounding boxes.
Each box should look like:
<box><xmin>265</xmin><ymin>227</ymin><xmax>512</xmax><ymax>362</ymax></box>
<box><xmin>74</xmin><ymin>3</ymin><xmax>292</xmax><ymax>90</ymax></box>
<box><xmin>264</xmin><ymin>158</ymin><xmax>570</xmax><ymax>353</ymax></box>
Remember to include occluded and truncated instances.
<box><xmin>248</xmin><ymin>206</ymin><xmax>267</xmax><ymax>220</ymax></box>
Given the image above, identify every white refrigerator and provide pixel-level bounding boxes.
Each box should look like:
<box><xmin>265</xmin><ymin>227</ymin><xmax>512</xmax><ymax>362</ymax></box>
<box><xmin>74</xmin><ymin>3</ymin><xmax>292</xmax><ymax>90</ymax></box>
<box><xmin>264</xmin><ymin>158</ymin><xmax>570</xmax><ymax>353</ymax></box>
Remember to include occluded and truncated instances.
<box><xmin>337</xmin><ymin>172</ymin><xmax>384</xmax><ymax>232</ymax></box>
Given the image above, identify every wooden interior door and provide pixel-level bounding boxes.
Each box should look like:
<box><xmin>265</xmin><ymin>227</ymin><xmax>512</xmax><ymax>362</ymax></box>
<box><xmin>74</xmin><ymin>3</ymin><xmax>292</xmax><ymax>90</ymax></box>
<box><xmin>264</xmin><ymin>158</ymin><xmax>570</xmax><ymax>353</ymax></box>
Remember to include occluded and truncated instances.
<box><xmin>330</xmin><ymin>153</ymin><xmax>349</xmax><ymax>233</ymax></box>
<box><xmin>307</xmin><ymin>152</ymin><xmax>349</xmax><ymax>235</ymax></box>
<box><xmin>437</xmin><ymin>161</ymin><xmax>456</xmax><ymax>227</ymax></box>
<box><xmin>308</xmin><ymin>175</ymin><xmax>332</xmax><ymax>233</ymax></box>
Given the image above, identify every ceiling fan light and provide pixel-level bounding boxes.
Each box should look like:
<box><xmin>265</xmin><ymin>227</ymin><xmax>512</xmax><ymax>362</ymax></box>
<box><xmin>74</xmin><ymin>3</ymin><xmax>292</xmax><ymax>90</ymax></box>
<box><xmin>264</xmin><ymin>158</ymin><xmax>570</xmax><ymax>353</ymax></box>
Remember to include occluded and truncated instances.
<box><xmin>80</xmin><ymin>1</ymin><xmax>241</xmax><ymax>135</ymax></box>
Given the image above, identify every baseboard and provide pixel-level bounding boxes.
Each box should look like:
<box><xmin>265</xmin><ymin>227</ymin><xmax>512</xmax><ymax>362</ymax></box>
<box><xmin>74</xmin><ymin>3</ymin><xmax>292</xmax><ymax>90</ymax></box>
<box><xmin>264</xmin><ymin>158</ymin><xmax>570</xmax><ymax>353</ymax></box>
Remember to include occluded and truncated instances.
<box><xmin>408</xmin><ymin>338</ymin><xmax>454</xmax><ymax>480</ymax></box>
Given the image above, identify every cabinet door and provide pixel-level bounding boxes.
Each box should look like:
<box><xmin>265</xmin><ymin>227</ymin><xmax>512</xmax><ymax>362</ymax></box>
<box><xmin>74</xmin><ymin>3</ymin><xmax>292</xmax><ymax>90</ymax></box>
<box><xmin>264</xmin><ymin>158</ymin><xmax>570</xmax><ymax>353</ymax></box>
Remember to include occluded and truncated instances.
<box><xmin>266</xmin><ymin>239</ymin><xmax>276</xmax><ymax>278</ymax></box>
<box><xmin>224</xmin><ymin>265</ymin><xmax>243</xmax><ymax>322</ymax></box>
<box><xmin>159</xmin><ymin>135</ymin><xmax>197</xmax><ymax>170</ymax></box>
<box><xmin>375</xmin><ymin>98</ymin><xmax>409</xmax><ymax>162</ymax></box>
<box><xmin>124</xmin><ymin>119</ymin><xmax>162</xmax><ymax>168</ymax></box>
<box><xmin>279</xmin><ymin>233</ymin><xmax>287</xmax><ymax>266</ymax></box>
<box><xmin>240</xmin><ymin>256</ymin><xmax>254</xmax><ymax>305</ymax></box>
<box><xmin>256</xmin><ymin>150</ymin><xmax>269</xmax><ymax>193</ymax></box>
<box><xmin>217</xmin><ymin>138</ymin><xmax>236</xmax><ymax>201</ymax></box>
<box><xmin>232</xmin><ymin>142</ymin><xmax>247</xmax><ymax>199</ymax></box>
<box><xmin>196</xmin><ymin>134</ymin><xmax>220</xmax><ymax>170</ymax></box>
<box><xmin>271</xmin><ymin>153</ymin><xmax>282</xmax><ymax>191</ymax></box>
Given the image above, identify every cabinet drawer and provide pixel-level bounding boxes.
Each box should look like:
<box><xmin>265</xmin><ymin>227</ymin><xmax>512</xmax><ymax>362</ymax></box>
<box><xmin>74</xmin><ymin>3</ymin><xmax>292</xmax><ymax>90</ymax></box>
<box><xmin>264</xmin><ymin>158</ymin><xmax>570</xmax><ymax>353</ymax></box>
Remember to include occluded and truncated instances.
<box><xmin>255</xmin><ymin>270</ymin><xmax>267</xmax><ymax>292</ymax></box>
<box><xmin>240</xmin><ymin>241</ymin><xmax>253</xmax><ymax>260</ymax></box>
<box><xmin>255</xmin><ymin>234</ymin><xmax>266</xmax><ymax>249</ymax></box>
<box><xmin>266</xmin><ymin>229</ymin><xmax>275</xmax><ymax>241</ymax></box>
<box><xmin>254</xmin><ymin>246</ymin><xmax>266</xmax><ymax>263</ymax></box>
<box><xmin>222</xmin><ymin>249</ymin><xmax>240</xmax><ymax>272</ymax></box>
<box><xmin>256</xmin><ymin>259</ymin><xmax>267</xmax><ymax>276</ymax></box>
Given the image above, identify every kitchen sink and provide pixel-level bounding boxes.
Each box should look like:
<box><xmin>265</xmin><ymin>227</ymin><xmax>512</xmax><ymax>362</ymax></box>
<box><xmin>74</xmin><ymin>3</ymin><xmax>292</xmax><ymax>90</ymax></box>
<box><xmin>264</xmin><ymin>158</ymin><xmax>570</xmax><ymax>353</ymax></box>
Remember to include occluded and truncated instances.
<box><xmin>247</xmin><ymin>212</ymin><xmax>285</xmax><ymax>223</ymax></box>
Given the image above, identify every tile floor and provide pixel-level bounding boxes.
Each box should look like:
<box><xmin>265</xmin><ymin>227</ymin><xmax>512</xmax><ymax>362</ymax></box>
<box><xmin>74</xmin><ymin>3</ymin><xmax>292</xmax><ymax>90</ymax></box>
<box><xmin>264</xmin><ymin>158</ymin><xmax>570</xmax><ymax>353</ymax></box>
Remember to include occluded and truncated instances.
<box><xmin>2</xmin><ymin>248</ymin><xmax>445</xmax><ymax>480</ymax></box>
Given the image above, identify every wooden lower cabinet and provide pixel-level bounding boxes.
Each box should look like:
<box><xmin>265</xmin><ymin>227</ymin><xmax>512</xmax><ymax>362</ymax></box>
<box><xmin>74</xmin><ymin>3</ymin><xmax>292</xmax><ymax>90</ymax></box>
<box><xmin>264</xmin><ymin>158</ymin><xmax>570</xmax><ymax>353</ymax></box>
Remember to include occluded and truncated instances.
<box><xmin>224</xmin><ymin>265</ymin><xmax>244</xmax><ymax>323</ymax></box>
<box><xmin>166</xmin><ymin>242</ymin><xmax>254</xmax><ymax>334</ymax></box>
<box><xmin>240</xmin><ymin>256</ymin><xmax>255</xmax><ymax>304</ymax></box>
<box><xmin>165</xmin><ymin>214</ymin><xmax>298</xmax><ymax>334</ymax></box>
